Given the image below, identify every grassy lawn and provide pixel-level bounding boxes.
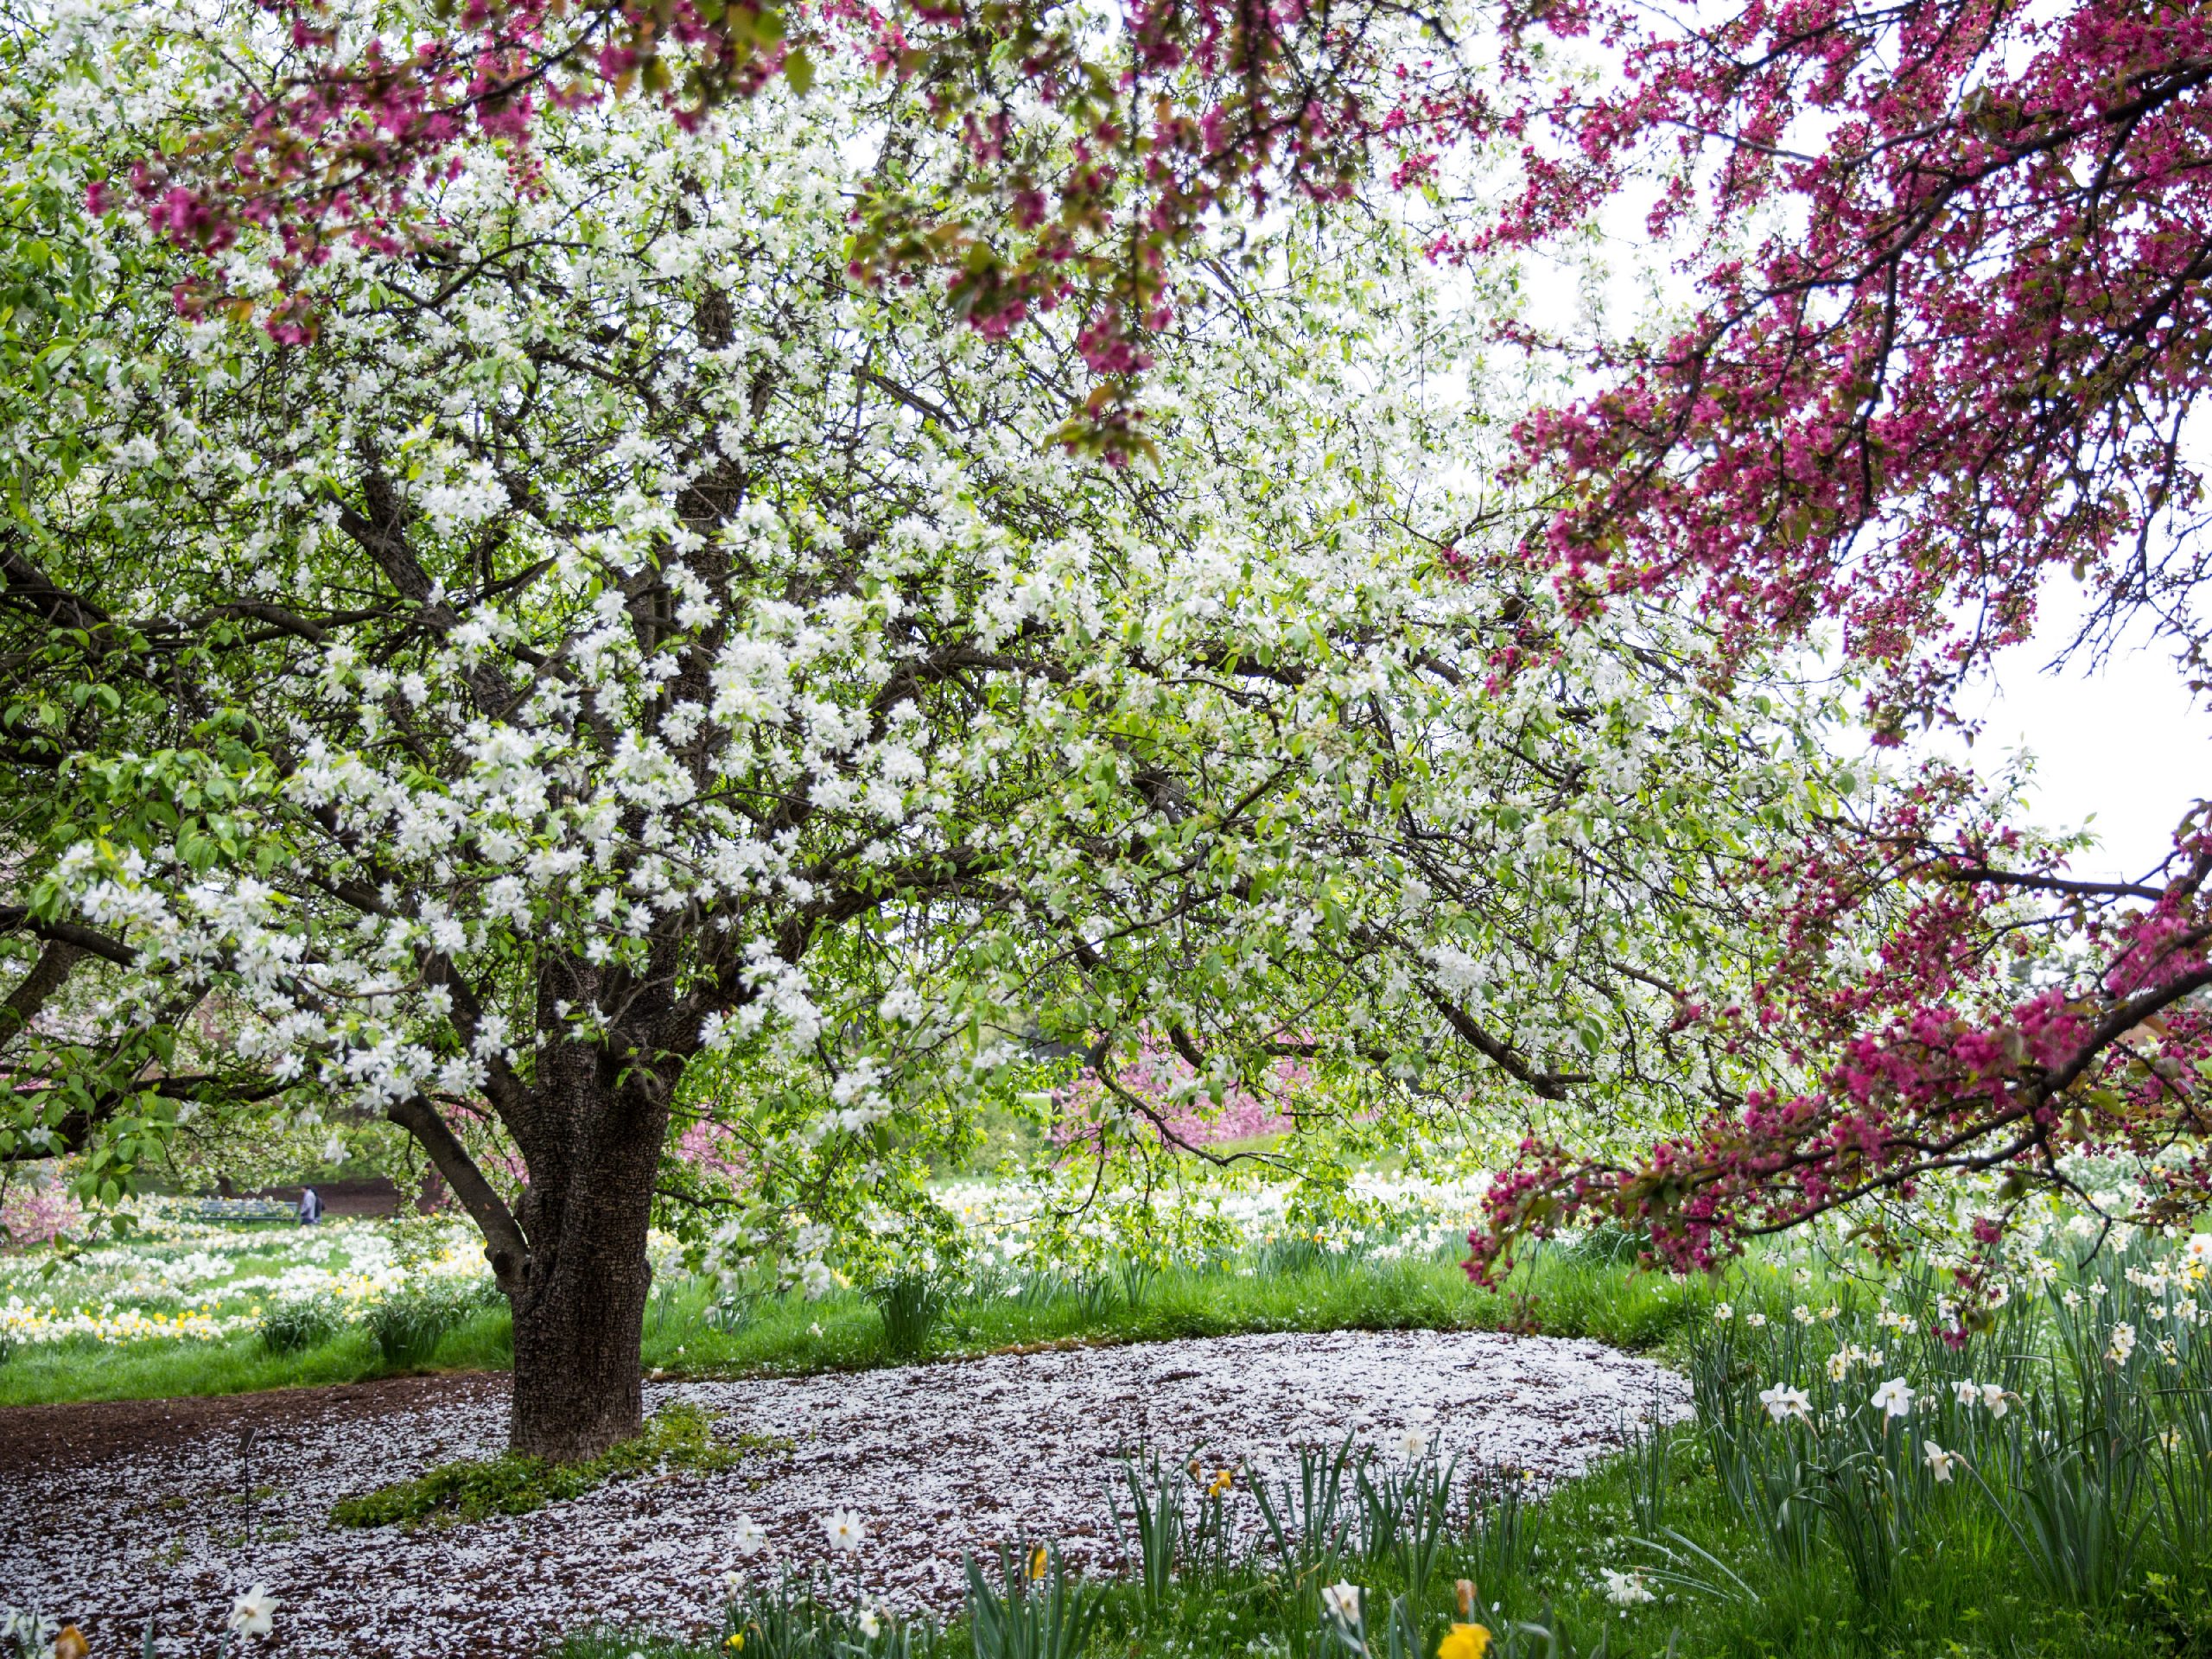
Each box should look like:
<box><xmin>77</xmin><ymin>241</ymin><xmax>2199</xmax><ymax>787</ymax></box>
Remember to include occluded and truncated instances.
<box><xmin>0</xmin><ymin>1239</ymin><xmax>1708</xmax><ymax>1407</ymax></box>
<box><xmin>0</xmin><ymin>1301</ymin><xmax>518</xmax><ymax>1407</ymax></box>
<box><xmin>639</xmin><ymin>1244</ymin><xmax>1713</xmax><ymax>1378</ymax></box>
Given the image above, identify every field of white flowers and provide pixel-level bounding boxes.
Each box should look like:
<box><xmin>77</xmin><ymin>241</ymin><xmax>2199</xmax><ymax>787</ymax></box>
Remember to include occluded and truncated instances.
<box><xmin>0</xmin><ymin>1175</ymin><xmax>1498</xmax><ymax>1361</ymax></box>
<box><xmin>1</xmin><ymin>1160</ymin><xmax>2197</xmax><ymax>1376</ymax></box>
<box><xmin>0</xmin><ymin>1205</ymin><xmax>509</xmax><ymax>1353</ymax></box>
<box><xmin>932</xmin><ymin>1174</ymin><xmax>1494</xmax><ymax>1277</ymax></box>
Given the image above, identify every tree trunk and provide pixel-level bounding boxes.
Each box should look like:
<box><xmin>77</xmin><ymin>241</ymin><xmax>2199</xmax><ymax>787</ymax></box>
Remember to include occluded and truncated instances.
<box><xmin>504</xmin><ymin>1069</ymin><xmax>669</xmax><ymax>1462</ymax></box>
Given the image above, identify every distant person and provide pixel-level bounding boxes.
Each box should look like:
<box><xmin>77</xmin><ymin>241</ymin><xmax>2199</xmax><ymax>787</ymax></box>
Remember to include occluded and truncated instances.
<box><xmin>296</xmin><ymin>1186</ymin><xmax>324</xmax><ymax>1225</ymax></box>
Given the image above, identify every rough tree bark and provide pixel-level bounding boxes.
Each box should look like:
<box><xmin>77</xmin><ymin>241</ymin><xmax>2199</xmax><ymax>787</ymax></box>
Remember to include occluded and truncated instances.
<box><xmin>505</xmin><ymin>1070</ymin><xmax>671</xmax><ymax>1461</ymax></box>
<box><xmin>388</xmin><ymin>960</ymin><xmax>687</xmax><ymax>1462</ymax></box>
<box><xmin>504</xmin><ymin>1192</ymin><xmax>660</xmax><ymax>1451</ymax></box>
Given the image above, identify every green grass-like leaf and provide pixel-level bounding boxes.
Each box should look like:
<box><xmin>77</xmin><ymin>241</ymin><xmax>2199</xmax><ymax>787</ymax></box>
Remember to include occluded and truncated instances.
<box><xmin>331</xmin><ymin>1402</ymin><xmax>779</xmax><ymax>1528</ymax></box>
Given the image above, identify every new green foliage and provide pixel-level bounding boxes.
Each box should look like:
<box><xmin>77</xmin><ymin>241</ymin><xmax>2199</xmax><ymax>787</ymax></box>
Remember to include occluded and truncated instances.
<box><xmin>332</xmin><ymin>1403</ymin><xmax>764</xmax><ymax>1528</ymax></box>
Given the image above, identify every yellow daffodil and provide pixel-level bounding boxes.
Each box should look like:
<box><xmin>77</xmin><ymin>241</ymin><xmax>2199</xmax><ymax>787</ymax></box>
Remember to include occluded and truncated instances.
<box><xmin>1028</xmin><ymin>1545</ymin><xmax>1049</xmax><ymax>1581</ymax></box>
<box><xmin>1437</xmin><ymin>1623</ymin><xmax>1490</xmax><ymax>1659</ymax></box>
<box><xmin>1208</xmin><ymin>1468</ymin><xmax>1234</xmax><ymax>1497</ymax></box>
<box><xmin>725</xmin><ymin>1635</ymin><xmax>745</xmax><ymax>1651</ymax></box>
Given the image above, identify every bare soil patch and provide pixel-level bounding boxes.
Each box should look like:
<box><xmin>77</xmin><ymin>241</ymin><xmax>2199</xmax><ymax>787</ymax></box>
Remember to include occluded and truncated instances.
<box><xmin>0</xmin><ymin>1371</ymin><xmax>505</xmax><ymax>1480</ymax></box>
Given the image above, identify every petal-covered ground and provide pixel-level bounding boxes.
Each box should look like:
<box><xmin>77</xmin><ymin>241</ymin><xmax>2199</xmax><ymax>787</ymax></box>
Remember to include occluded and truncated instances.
<box><xmin>4</xmin><ymin>1328</ymin><xmax>1686</xmax><ymax>1657</ymax></box>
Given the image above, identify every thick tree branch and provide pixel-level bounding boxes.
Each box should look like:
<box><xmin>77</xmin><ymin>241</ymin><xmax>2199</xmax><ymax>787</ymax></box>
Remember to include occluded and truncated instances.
<box><xmin>0</xmin><ymin>534</ymin><xmax>111</xmax><ymax>634</ymax></box>
<box><xmin>1420</xmin><ymin>983</ymin><xmax>1587</xmax><ymax>1100</ymax></box>
<box><xmin>386</xmin><ymin>1094</ymin><xmax>531</xmax><ymax>1289</ymax></box>
<box><xmin>0</xmin><ymin>939</ymin><xmax>81</xmax><ymax>1052</ymax></box>
<box><xmin>0</xmin><ymin>907</ymin><xmax>137</xmax><ymax>969</ymax></box>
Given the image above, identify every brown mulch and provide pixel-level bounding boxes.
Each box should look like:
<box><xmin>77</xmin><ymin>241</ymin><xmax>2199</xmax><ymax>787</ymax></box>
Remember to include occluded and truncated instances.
<box><xmin>0</xmin><ymin>1370</ymin><xmax>507</xmax><ymax>1480</ymax></box>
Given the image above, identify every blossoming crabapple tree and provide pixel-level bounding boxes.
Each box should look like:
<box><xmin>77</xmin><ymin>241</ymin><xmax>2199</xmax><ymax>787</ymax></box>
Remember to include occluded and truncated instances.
<box><xmin>1440</xmin><ymin>0</ymin><xmax>2212</xmax><ymax>1287</ymax></box>
<box><xmin>4</xmin><ymin>7</ymin><xmax>1859</xmax><ymax>1453</ymax></box>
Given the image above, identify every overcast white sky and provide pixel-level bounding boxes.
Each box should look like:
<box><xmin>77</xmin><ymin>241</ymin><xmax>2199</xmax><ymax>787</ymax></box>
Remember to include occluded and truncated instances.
<box><xmin>1916</xmin><ymin>586</ymin><xmax>2212</xmax><ymax>884</ymax></box>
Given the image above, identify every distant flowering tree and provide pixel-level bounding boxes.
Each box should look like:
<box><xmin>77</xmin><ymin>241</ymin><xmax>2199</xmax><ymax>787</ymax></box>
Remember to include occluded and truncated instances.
<box><xmin>0</xmin><ymin>1161</ymin><xmax>85</xmax><ymax>1247</ymax></box>
<box><xmin>1452</xmin><ymin>0</ymin><xmax>2212</xmax><ymax>1294</ymax></box>
<box><xmin>1055</xmin><ymin>1029</ymin><xmax>1306</xmax><ymax>1158</ymax></box>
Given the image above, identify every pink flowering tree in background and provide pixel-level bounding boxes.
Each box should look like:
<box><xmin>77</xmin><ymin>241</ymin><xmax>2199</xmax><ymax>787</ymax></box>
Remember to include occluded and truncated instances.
<box><xmin>1056</xmin><ymin>1029</ymin><xmax>1305</xmax><ymax>1160</ymax></box>
<box><xmin>1452</xmin><ymin>0</ymin><xmax>2212</xmax><ymax>1294</ymax></box>
<box><xmin>0</xmin><ymin>1160</ymin><xmax>86</xmax><ymax>1247</ymax></box>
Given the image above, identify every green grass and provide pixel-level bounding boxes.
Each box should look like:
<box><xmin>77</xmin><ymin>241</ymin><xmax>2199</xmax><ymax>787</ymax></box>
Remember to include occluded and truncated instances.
<box><xmin>331</xmin><ymin>1402</ymin><xmax>779</xmax><ymax>1528</ymax></box>
<box><xmin>0</xmin><ymin>1299</ymin><xmax>516</xmax><ymax>1408</ymax></box>
<box><xmin>635</xmin><ymin>1243</ymin><xmax>1716</xmax><ymax>1382</ymax></box>
<box><xmin>0</xmin><ymin>1239</ymin><xmax>1711</xmax><ymax>1408</ymax></box>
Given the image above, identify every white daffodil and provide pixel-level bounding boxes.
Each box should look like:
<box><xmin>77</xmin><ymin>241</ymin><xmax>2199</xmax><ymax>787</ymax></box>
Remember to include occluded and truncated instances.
<box><xmin>1758</xmin><ymin>1383</ymin><xmax>1812</xmax><ymax>1424</ymax></box>
<box><xmin>732</xmin><ymin>1515</ymin><xmax>768</xmax><ymax>1556</ymax></box>
<box><xmin>857</xmin><ymin>1608</ymin><xmax>883</xmax><ymax>1639</ymax></box>
<box><xmin>822</xmin><ymin>1510</ymin><xmax>866</xmax><ymax>1553</ymax></box>
<box><xmin>1952</xmin><ymin>1379</ymin><xmax>1980</xmax><ymax>1408</ymax></box>
<box><xmin>1921</xmin><ymin>1440</ymin><xmax>1961</xmax><ymax>1483</ymax></box>
<box><xmin>1872</xmin><ymin>1377</ymin><xmax>1915</xmax><ymax>1419</ymax></box>
<box><xmin>1320</xmin><ymin>1582</ymin><xmax>1363</xmax><ymax>1624</ymax></box>
<box><xmin>227</xmin><ymin>1586</ymin><xmax>277</xmax><ymax>1638</ymax></box>
<box><xmin>1601</xmin><ymin>1569</ymin><xmax>1656</xmax><ymax>1606</ymax></box>
<box><xmin>1980</xmin><ymin>1383</ymin><xmax>2010</xmax><ymax>1418</ymax></box>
